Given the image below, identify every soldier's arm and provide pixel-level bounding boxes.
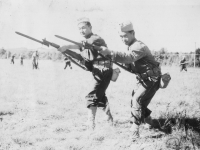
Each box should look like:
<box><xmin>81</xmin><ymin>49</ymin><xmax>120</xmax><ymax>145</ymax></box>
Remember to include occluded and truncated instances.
<box><xmin>58</xmin><ymin>45</ymin><xmax>81</xmax><ymax>53</ymax></box>
<box><xmin>100</xmin><ymin>46</ymin><xmax>147</xmax><ymax>64</ymax></box>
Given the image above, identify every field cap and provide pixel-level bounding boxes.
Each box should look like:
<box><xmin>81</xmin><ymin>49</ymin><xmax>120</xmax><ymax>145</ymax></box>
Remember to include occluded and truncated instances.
<box><xmin>119</xmin><ymin>21</ymin><xmax>133</xmax><ymax>35</ymax></box>
<box><xmin>77</xmin><ymin>17</ymin><xmax>90</xmax><ymax>25</ymax></box>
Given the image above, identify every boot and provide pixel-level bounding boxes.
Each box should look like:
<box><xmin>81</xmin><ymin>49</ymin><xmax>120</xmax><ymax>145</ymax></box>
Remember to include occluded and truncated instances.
<box><xmin>144</xmin><ymin>116</ymin><xmax>153</xmax><ymax>129</ymax></box>
<box><xmin>87</xmin><ymin>106</ymin><xmax>97</xmax><ymax>130</ymax></box>
<box><xmin>130</xmin><ymin>123</ymin><xmax>140</xmax><ymax>141</ymax></box>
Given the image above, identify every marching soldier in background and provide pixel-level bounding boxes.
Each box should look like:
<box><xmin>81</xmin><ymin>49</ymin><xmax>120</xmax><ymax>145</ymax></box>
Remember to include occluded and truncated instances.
<box><xmin>32</xmin><ymin>51</ymin><xmax>39</xmax><ymax>69</ymax></box>
<box><xmin>58</xmin><ymin>18</ymin><xmax>113</xmax><ymax>130</ymax></box>
<box><xmin>20</xmin><ymin>54</ymin><xmax>24</xmax><ymax>65</ymax></box>
<box><xmin>11</xmin><ymin>55</ymin><xmax>15</xmax><ymax>64</ymax></box>
<box><xmin>64</xmin><ymin>57</ymin><xmax>72</xmax><ymax>69</ymax></box>
<box><xmin>99</xmin><ymin>21</ymin><xmax>164</xmax><ymax>140</ymax></box>
<box><xmin>179</xmin><ymin>55</ymin><xmax>187</xmax><ymax>72</ymax></box>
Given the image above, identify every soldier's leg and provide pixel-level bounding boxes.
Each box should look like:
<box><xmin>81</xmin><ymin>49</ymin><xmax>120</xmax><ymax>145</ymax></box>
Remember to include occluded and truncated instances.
<box><xmin>86</xmin><ymin>71</ymin><xmax>101</xmax><ymax>130</ymax></box>
<box><xmin>87</xmin><ymin>106</ymin><xmax>97</xmax><ymax>130</ymax></box>
<box><xmin>86</xmin><ymin>67</ymin><xmax>113</xmax><ymax>129</ymax></box>
<box><xmin>131</xmin><ymin>80</ymin><xmax>160</xmax><ymax>124</ymax></box>
<box><xmin>97</xmin><ymin>68</ymin><xmax>113</xmax><ymax>124</ymax></box>
<box><xmin>130</xmin><ymin>79</ymin><xmax>160</xmax><ymax>137</ymax></box>
<box><xmin>180</xmin><ymin>66</ymin><xmax>183</xmax><ymax>72</ymax></box>
<box><xmin>36</xmin><ymin>60</ymin><xmax>38</xmax><ymax>69</ymax></box>
<box><xmin>184</xmin><ymin>67</ymin><xmax>187</xmax><ymax>71</ymax></box>
<box><xmin>64</xmin><ymin>63</ymin><xmax>67</xmax><ymax>69</ymax></box>
<box><xmin>100</xmin><ymin>96</ymin><xmax>113</xmax><ymax>124</ymax></box>
<box><xmin>69</xmin><ymin>62</ymin><xmax>72</xmax><ymax>69</ymax></box>
<box><xmin>32</xmin><ymin>61</ymin><xmax>35</xmax><ymax>69</ymax></box>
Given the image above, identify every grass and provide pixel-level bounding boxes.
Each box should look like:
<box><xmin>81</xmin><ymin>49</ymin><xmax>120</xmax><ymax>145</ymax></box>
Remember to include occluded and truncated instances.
<box><xmin>0</xmin><ymin>59</ymin><xmax>200</xmax><ymax>150</ymax></box>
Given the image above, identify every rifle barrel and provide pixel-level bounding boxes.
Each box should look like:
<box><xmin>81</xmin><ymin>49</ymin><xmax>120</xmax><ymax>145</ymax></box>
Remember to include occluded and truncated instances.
<box><xmin>15</xmin><ymin>32</ymin><xmax>44</xmax><ymax>45</ymax></box>
<box><xmin>55</xmin><ymin>35</ymin><xmax>82</xmax><ymax>47</ymax></box>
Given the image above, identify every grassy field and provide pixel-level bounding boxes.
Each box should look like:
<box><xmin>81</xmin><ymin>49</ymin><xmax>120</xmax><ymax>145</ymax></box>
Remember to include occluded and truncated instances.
<box><xmin>0</xmin><ymin>59</ymin><xmax>200</xmax><ymax>150</ymax></box>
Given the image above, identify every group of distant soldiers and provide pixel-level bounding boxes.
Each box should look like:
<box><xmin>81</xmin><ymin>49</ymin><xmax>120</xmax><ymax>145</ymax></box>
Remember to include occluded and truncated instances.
<box><xmin>10</xmin><ymin>51</ymin><xmax>39</xmax><ymax>69</ymax></box>
<box><xmin>10</xmin><ymin>50</ymin><xmax>73</xmax><ymax>70</ymax></box>
<box><xmin>10</xmin><ymin>55</ymin><xmax>24</xmax><ymax>65</ymax></box>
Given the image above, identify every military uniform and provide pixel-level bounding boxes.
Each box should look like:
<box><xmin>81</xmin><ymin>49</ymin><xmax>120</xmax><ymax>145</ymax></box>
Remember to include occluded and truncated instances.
<box><xmin>59</xmin><ymin>18</ymin><xmax>114</xmax><ymax>129</ymax></box>
<box><xmin>20</xmin><ymin>55</ymin><xmax>24</xmax><ymax>65</ymax></box>
<box><xmin>11</xmin><ymin>55</ymin><xmax>15</xmax><ymax>64</ymax></box>
<box><xmin>111</xmin><ymin>39</ymin><xmax>161</xmax><ymax>125</ymax></box>
<box><xmin>179</xmin><ymin>57</ymin><xmax>187</xmax><ymax>72</ymax></box>
<box><xmin>64</xmin><ymin>57</ymin><xmax>72</xmax><ymax>69</ymax></box>
<box><xmin>32</xmin><ymin>51</ymin><xmax>39</xmax><ymax>69</ymax></box>
<box><xmin>80</xmin><ymin>33</ymin><xmax>113</xmax><ymax>109</ymax></box>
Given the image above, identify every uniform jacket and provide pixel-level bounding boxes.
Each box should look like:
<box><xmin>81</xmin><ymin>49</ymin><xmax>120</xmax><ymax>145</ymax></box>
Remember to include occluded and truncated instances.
<box><xmin>112</xmin><ymin>39</ymin><xmax>160</xmax><ymax>77</ymax></box>
<box><xmin>80</xmin><ymin>33</ymin><xmax>108</xmax><ymax>62</ymax></box>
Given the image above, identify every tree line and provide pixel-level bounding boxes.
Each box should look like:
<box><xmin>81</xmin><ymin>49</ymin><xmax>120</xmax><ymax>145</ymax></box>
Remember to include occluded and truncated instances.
<box><xmin>1</xmin><ymin>47</ymin><xmax>200</xmax><ymax>67</ymax></box>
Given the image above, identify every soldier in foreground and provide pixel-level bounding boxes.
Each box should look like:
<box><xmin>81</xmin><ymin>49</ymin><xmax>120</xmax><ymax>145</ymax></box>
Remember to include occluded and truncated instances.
<box><xmin>58</xmin><ymin>18</ymin><xmax>113</xmax><ymax>130</ymax></box>
<box><xmin>99</xmin><ymin>21</ymin><xmax>164</xmax><ymax>139</ymax></box>
<box><xmin>32</xmin><ymin>51</ymin><xmax>39</xmax><ymax>69</ymax></box>
<box><xmin>64</xmin><ymin>57</ymin><xmax>72</xmax><ymax>69</ymax></box>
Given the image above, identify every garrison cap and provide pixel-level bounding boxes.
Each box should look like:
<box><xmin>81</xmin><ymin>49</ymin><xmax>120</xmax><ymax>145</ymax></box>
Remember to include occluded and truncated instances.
<box><xmin>77</xmin><ymin>17</ymin><xmax>90</xmax><ymax>25</ymax></box>
<box><xmin>119</xmin><ymin>21</ymin><xmax>134</xmax><ymax>32</ymax></box>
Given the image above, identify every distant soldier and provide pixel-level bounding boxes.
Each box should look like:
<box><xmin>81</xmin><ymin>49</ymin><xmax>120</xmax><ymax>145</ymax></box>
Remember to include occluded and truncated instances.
<box><xmin>32</xmin><ymin>51</ymin><xmax>39</xmax><ymax>69</ymax></box>
<box><xmin>179</xmin><ymin>56</ymin><xmax>187</xmax><ymax>72</ymax></box>
<box><xmin>20</xmin><ymin>55</ymin><xmax>24</xmax><ymax>65</ymax></box>
<box><xmin>11</xmin><ymin>55</ymin><xmax>15</xmax><ymax>64</ymax></box>
<box><xmin>64</xmin><ymin>57</ymin><xmax>72</xmax><ymax>69</ymax></box>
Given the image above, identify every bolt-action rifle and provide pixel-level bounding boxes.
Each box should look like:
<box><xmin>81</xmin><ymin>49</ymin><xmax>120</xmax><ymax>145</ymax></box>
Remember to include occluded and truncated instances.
<box><xmin>55</xmin><ymin>35</ymin><xmax>132</xmax><ymax>73</ymax></box>
<box><xmin>15</xmin><ymin>32</ymin><xmax>87</xmax><ymax>70</ymax></box>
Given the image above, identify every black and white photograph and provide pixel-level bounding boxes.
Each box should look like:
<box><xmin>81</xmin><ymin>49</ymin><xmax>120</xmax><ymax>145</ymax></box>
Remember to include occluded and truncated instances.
<box><xmin>0</xmin><ymin>0</ymin><xmax>200</xmax><ymax>149</ymax></box>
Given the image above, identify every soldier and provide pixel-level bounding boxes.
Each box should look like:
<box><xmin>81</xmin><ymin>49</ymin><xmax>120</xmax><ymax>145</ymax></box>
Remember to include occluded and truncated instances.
<box><xmin>20</xmin><ymin>54</ymin><xmax>24</xmax><ymax>65</ymax></box>
<box><xmin>64</xmin><ymin>57</ymin><xmax>72</xmax><ymax>69</ymax></box>
<box><xmin>11</xmin><ymin>55</ymin><xmax>15</xmax><ymax>64</ymax></box>
<box><xmin>32</xmin><ymin>51</ymin><xmax>39</xmax><ymax>69</ymax></box>
<box><xmin>179</xmin><ymin>56</ymin><xmax>187</xmax><ymax>72</ymax></box>
<box><xmin>99</xmin><ymin>21</ymin><xmax>162</xmax><ymax>139</ymax></box>
<box><xmin>58</xmin><ymin>17</ymin><xmax>113</xmax><ymax>130</ymax></box>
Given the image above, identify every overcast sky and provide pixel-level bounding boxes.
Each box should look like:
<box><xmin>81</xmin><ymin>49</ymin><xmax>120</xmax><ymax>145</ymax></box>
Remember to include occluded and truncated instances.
<box><xmin>0</xmin><ymin>0</ymin><xmax>200</xmax><ymax>53</ymax></box>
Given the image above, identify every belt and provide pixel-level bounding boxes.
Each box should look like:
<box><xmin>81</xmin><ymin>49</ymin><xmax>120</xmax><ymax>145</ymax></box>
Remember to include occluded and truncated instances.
<box><xmin>137</xmin><ymin>67</ymin><xmax>161</xmax><ymax>80</ymax></box>
<box><xmin>93</xmin><ymin>60</ymin><xmax>112</xmax><ymax>68</ymax></box>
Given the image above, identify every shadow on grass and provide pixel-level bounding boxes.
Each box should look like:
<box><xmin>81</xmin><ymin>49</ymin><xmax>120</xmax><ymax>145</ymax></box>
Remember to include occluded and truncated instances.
<box><xmin>0</xmin><ymin>111</ymin><xmax>14</xmax><ymax>116</ymax></box>
<box><xmin>152</xmin><ymin>117</ymin><xmax>200</xmax><ymax>134</ymax></box>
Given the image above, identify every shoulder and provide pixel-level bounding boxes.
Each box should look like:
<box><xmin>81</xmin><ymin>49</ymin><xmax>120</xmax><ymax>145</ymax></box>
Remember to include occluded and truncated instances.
<box><xmin>87</xmin><ymin>34</ymin><xmax>107</xmax><ymax>47</ymax></box>
<box><xmin>129</xmin><ymin>40</ymin><xmax>148</xmax><ymax>52</ymax></box>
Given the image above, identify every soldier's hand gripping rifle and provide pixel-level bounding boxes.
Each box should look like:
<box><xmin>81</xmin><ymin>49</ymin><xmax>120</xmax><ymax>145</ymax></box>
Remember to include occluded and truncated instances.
<box><xmin>15</xmin><ymin>32</ymin><xmax>87</xmax><ymax>70</ymax></box>
<box><xmin>55</xmin><ymin>35</ymin><xmax>132</xmax><ymax>73</ymax></box>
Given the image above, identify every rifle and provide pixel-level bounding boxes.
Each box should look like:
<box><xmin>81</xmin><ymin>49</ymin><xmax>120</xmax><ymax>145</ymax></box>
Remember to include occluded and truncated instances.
<box><xmin>15</xmin><ymin>32</ymin><xmax>87</xmax><ymax>70</ymax></box>
<box><xmin>55</xmin><ymin>35</ymin><xmax>132</xmax><ymax>73</ymax></box>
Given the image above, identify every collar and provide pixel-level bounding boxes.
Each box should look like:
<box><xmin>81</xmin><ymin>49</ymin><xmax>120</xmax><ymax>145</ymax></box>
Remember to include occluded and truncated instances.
<box><xmin>85</xmin><ymin>33</ymin><xmax>93</xmax><ymax>39</ymax></box>
<box><xmin>128</xmin><ymin>38</ymin><xmax>137</xmax><ymax>50</ymax></box>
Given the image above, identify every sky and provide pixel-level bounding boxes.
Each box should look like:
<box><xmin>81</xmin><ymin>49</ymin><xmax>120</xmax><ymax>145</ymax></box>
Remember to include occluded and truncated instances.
<box><xmin>0</xmin><ymin>0</ymin><xmax>200</xmax><ymax>53</ymax></box>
